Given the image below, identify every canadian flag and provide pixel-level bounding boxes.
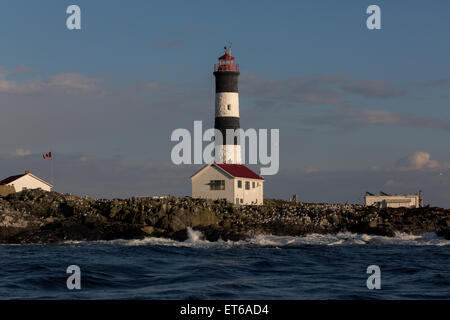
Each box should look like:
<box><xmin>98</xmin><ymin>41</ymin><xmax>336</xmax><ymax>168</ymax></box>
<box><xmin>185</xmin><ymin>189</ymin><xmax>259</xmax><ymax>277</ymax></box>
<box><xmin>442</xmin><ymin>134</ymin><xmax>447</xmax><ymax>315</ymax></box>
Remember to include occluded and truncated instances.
<box><xmin>43</xmin><ymin>152</ymin><xmax>52</xmax><ymax>159</ymax></box>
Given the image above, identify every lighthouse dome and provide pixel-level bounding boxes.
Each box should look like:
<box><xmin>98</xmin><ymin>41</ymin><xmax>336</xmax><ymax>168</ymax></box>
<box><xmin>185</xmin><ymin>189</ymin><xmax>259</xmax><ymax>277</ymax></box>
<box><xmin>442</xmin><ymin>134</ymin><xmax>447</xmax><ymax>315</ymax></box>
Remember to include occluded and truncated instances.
<box><xmin>216</xmin><ymin>46</ymin><xmax>238</xmax><ymax>72</ymax></box>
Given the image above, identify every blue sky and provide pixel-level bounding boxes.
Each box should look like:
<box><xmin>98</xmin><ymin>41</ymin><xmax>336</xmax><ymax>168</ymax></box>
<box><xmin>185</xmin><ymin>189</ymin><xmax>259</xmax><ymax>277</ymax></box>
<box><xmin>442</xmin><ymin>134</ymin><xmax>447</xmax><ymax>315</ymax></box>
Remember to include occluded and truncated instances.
<box><xmin>1</xmin><ymin>0</ymin><xmax>449</xmax><ymax>206</ymax></box>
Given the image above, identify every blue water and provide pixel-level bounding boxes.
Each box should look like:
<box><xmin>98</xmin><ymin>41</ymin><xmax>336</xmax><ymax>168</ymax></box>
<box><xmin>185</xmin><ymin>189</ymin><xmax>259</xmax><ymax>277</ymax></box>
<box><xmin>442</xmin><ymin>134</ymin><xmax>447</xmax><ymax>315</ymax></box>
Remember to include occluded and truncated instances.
<box><xmin>0</xmin><ymin>231</ymin><xmax>449</xmax><ymax>299</ymax></box>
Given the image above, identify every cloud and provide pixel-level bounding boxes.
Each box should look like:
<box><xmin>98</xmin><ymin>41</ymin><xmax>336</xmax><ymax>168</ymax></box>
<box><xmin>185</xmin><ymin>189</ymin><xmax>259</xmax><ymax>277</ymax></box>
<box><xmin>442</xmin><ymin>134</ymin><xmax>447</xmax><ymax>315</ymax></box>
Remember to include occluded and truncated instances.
<box><xmin>14</xmin><ymin>64</ymin><xmax>35</xmax><ymax>74</ymax></box>
<box><xmin>306</xmin><ymin>107</ymin><xmax>450</xmax><ymax>131</ymax></box>
<box><xmin>384</xmin><ymin>179</ymin><xmax>396</xmax><ymax>186</ymax></box>
<box><xmin>0</xmin><ymin>69</ymin><xmax>104</xmax><ymax>95</ymax></box>
<box><xmin>301</xmin><ymin>167</ymin><xmax>320</xmax><ymax>174</ymax></box>
<box><xmin>48</xmin><ymin>73</ymin><xmax>102</xmax><ymax>94</ymax></box>
<box><xmin>240</xmin><ymin>73</ymin><xmax>404</xmax><ymax>108</ymax></box>
<box><xmin>240</xmin><ymin>72</ymin><xmax>345</xmax><ymax>106</ymax></box>
<box><xmin>151</xmin><ymin>39</ymin><xmax>185</xmax><ymax>48</ymax></box>
<box><xmin>8</xmin><ymin>149</ymin><xmax>32</xmax><ymax>157</ymax></box>
<box><xmin>420</xmin><ymin>77</ymin><xmax>450</xmax><ymax>87</ymax></box>
<box><xmin>341</xmin><ymin>80</ymin><xmax>404</xmax><ymax>98</ymax></box>
<box><xmin>395</xmin><ymin>151</ymin><xmax>449</xmax><ymax>171</ymax></box>
<box><xmin>0</xmin><ymin>65</ymin><xmax>35</xmax><ymax>77</ymax></box>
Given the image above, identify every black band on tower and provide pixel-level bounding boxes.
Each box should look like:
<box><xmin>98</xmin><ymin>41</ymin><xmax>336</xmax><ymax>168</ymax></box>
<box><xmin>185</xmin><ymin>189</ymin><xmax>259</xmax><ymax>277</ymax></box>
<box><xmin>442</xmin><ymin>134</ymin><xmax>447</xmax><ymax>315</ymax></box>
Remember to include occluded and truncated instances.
<box><xmin>214</xmin><ymin>116</ymin><xmax>240</xmax><ymax>145</ymax></box>
<box><xmin>214</xmin><ymin>71</ymin><xmax>240</xmax><ymax>92</ymax></box>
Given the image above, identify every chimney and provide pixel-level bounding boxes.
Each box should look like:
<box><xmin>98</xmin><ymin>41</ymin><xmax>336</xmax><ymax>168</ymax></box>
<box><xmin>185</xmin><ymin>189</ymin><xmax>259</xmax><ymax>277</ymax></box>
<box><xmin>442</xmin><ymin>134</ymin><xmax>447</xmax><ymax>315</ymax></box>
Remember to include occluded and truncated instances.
<box><xmin>25</xmin><ymin>170</ymin><xmax>30</xmax><ymax>174</ymax></box>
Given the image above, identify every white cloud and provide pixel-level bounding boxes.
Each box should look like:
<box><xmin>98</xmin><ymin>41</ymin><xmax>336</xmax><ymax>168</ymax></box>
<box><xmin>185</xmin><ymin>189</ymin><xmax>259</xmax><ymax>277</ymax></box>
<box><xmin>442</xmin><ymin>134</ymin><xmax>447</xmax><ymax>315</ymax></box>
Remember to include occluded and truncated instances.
<box><xmin>48</xmin><ymin>73</ymin><xmax>101</xmax><ymax>93</ymax></box>
<box><xmin>9</xmin><ymin>149</ymin><xmax>32</xmax><ymax>157</ymax></box>
<box><xmin>396</xmin><ymin>151</ymin><xmax>448</xmax><ymax>170</ymax></box>
<box><xmin>0</xmin><ymin>68</ymin><xmax>103</xmax><ymax>95</ymax></box>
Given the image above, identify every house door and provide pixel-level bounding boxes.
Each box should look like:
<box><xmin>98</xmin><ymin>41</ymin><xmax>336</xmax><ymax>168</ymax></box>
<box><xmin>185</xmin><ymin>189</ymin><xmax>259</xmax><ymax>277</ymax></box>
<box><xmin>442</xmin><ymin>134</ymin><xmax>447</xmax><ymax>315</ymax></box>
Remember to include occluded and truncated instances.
<box><xmin>235</xmin><ymin>198</ymin><xmax>239</xmax><ymax>205</ymax></box>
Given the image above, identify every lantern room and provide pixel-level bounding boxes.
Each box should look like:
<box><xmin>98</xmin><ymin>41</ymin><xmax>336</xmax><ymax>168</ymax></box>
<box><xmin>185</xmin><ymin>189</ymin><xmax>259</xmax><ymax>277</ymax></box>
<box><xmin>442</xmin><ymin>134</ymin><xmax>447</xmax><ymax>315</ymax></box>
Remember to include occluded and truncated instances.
<box><xmin>214</xmin><ymin>46</ymin><xmax>239</xmax><ymax>72</ymax></box>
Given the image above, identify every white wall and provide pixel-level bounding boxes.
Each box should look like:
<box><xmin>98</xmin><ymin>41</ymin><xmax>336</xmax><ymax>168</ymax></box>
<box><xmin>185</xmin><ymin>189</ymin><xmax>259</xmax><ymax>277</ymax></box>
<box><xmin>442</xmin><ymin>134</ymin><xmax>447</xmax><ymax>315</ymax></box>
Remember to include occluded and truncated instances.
<box><xmin>234</xmin><ymin>178</ymin><xmax>263</xmax><ymax>205</ymax></box>
<box><xmin>192</xmin><ymin>166</ymin><xmax>235</xmax><ymax>203</ymax></box>
<box><xmin>191</xmin><ymin>165</ymin><xmax>264</xmax><ymax>205</ymax></box>
<box><xmin>365</xmin><ymin>195</ymin><xmax>420</xmax><ymax>208</ymax></box>
<box><xmin>7</xmin><ymin>174</ymin><xmax>52</xmax><ymax>192</ymax></box>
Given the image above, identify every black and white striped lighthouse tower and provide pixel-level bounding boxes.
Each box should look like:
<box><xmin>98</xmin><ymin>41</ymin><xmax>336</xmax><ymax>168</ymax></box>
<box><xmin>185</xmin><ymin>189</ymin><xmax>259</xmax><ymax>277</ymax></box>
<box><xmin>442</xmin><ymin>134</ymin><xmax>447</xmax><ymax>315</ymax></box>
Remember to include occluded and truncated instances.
<box><xmin>214</xmin><ymin>46</ymin><xmax>241</xmax><ymax>164</ymax></box>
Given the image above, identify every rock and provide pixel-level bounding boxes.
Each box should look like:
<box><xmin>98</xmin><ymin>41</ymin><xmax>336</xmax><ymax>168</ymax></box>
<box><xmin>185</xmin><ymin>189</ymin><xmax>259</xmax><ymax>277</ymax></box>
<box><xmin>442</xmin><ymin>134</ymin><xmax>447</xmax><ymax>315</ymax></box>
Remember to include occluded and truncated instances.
<box><xmin>0</xmin><ymin>189</ymin><xmax>449</xmax><ymax>244</ymax></box>
<box><xmin>141</xmin><ymin>226</ymin><xmax>155</xmax><ymax>235</ymax></box>
<box><xmin>368</xmin><ymin>220</ymin><xmax>378</xmax><ymax>228</ymax></box>
<box><xmin>437</xmin><ymin>227</ymin><xmax>450</xmax><ymax>240</ymax></box>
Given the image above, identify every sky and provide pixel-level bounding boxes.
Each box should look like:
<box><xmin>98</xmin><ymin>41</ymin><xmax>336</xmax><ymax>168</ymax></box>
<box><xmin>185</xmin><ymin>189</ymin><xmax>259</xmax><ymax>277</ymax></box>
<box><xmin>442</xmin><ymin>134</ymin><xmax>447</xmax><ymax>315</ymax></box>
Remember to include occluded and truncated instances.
<box><xmin>0</xmin><ymin>0</ymin><xmax>449</xmax><ymax>206</ymax></box>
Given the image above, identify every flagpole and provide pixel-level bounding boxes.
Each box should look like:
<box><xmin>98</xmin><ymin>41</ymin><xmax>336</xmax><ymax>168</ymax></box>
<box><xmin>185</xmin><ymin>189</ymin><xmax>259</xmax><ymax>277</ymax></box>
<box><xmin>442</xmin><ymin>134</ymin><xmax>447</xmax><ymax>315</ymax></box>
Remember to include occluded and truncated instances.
<box><xmin>51</xmin><ymin>150</ymin><xmax>54</xmax><ymax>186</ymax></box>
<box><xmin>48</xmin><ymin>151</ymin><xmax>51</xmax><ymax>186</ymax></box>
<box><xmin>43</xmin><ymin>151</ymin><xmax>54</xmax><ymax>188</ymax></box>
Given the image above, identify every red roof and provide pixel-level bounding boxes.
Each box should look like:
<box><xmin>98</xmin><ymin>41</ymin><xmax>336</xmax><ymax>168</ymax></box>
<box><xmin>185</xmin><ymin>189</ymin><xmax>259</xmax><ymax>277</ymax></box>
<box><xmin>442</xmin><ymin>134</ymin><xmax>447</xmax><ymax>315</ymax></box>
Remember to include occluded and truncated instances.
<box><xmin>214</xmin><ymin>163</ymin><xmax>264</xmax><ymax>180</ymax></box>
<box><xmin>0</xmin><ymin>173</ymin><xmax>27</xmax><ymax>185</ymax></box>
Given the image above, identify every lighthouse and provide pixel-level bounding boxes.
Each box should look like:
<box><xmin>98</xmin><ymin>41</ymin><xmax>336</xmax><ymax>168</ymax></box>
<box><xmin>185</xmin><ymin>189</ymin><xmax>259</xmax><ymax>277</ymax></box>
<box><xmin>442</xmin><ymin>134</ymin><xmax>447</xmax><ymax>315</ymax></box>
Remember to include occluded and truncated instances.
<box><xmin>190</xmin><ymin>46</ymin><xmax>264</xmax><ymax>205</ymax></box>
<box><xmin>214</xmin><ymin>46</ymin><xmax>241</xmax><ymax>164</ymax></box>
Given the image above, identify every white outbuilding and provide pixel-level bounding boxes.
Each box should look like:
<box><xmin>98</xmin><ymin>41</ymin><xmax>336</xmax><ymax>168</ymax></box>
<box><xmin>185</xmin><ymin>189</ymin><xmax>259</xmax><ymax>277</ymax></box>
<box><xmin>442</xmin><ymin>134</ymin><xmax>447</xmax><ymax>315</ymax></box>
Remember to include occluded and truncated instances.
<box><xmin>364</xmin><ymin>192</ymin><xmax>423</xmax><ymax>208</ymax></box>
<box><xmin>0</xmin><ymin>170</ymin><xmax>53</xmax><ymax>193</ymax></box>
<box><xmin>191</xmin><ymin>163</ymin><xmax>264</xmax><ymax>205</ymax></box>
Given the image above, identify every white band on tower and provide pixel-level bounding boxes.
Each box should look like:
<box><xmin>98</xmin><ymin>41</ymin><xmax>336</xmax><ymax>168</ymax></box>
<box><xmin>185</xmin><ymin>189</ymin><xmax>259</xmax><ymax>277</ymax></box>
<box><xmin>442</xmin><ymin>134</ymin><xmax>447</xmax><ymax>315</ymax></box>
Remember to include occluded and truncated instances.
<box><xmin>215</xmin><ymin>92</ymin><xmax>240</xmax><ymax>118</ymax></box>
<box><xmin>215</xmin><ymin>145</ymin><xmax>242</xmax><ymax>164</ymax></box>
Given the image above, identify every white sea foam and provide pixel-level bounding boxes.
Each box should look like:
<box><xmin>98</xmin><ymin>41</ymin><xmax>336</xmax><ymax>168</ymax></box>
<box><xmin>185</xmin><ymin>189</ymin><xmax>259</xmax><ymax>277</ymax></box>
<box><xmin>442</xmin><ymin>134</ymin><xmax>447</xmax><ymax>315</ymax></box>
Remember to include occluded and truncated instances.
<box><xmin>90</xmin><ymin>230</ymin><xmax>450</xmax><ymax>248</ymax></box>
<box><xmin>185</xmin><ymin>227</ymin><xmax>205</xmax><ymax>243</ymax></box>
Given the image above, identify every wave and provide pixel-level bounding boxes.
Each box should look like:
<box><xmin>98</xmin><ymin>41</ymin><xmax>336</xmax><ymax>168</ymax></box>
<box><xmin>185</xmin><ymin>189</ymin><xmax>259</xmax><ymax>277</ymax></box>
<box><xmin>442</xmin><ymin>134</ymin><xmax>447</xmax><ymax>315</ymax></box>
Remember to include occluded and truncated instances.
<box><xmin>89</xmin><ymin>229</ymin><xmax>450</xmax><ymax>248</ymax></box>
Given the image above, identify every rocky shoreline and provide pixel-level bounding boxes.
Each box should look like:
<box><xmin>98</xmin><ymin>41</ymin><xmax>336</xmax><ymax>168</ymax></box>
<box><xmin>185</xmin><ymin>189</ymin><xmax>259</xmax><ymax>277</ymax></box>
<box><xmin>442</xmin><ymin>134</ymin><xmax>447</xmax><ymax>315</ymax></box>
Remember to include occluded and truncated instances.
<box><xmin>1</xmin><ymin>189</ymin><xmax>449</xmax><ymax>244</ymax></box>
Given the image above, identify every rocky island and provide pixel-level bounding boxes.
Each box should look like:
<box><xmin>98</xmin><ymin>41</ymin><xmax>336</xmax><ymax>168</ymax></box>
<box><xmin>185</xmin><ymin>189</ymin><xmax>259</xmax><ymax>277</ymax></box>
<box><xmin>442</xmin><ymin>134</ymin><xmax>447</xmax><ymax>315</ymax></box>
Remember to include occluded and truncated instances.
<box><xmin>1</xmin><ymin>189</ymin><xmax>449</xmax><ymax>244</ymax></box>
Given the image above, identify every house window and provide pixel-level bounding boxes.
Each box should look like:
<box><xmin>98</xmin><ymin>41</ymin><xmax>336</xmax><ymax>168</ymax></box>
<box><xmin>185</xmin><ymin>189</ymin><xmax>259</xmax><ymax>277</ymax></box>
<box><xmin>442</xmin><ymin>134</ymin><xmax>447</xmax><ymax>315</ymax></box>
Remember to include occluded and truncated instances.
<box><xmin>245</xmin><ymin>181</ymin><xmax>250</xmax><ymax>190</ymax></box>
<box><xmin>227</xmin><ymin>104</ymin><xmax>231</xmax><ymax>110</ymax></box>
<box><xmin>210</xmin><ymin>180</ymin><xmax>225</xmax><ymax>190</ymax></box>
<box><xmin>252</xmin><ymin>182</ymin><xmax>255</xmax><ymax>188</ymax></box>
<box><xmin>237</xmin><ymin>180</ymin><xmax>242</xmax><ymax>188</ymax></box>
<box><xmin>240</xmin><ymin>198</ymin><xmax>243</xmax><ymax>204</ymax></box>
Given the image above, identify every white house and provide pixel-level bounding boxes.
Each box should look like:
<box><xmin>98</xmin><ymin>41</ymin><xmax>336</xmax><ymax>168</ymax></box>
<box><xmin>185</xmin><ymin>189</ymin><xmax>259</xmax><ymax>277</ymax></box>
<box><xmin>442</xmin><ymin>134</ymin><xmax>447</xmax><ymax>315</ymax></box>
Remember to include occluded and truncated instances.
<box><xmin>0</xmin><ymin>170</ymin><xmax>53</xmax><ymax>193</ymax></box>
<box><xmin>364</xmin><ymin>192</ymin><xmax>423</xmax><ymax>208</ymax></box>
<box><xmin>191</xmin><ymin>163</ymin><xmax>264</xmax><ymax>205</ymax></box>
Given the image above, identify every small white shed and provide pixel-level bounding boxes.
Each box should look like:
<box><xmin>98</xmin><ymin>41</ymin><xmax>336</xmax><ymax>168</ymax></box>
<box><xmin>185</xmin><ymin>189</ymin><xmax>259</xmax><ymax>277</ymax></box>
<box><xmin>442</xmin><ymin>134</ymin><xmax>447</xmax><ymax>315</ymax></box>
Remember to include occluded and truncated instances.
<box><xmin>191</xmin><ymin>163</ymin><xmax>264</xmax><ymax>205</ymax></box>
<box><xmin>0</xmin><ymin>170</ymin><xmax>53</xmax><ymax>192</ymax></box>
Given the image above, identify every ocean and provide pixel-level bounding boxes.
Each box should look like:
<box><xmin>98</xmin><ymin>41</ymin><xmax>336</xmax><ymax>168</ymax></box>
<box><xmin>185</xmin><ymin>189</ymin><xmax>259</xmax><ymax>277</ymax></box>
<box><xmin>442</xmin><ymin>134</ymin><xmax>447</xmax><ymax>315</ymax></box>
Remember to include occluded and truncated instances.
<box><xmin>0</xmin><ymin>229</ymin><xmax>449</xmax><ymax>300</ymax></box>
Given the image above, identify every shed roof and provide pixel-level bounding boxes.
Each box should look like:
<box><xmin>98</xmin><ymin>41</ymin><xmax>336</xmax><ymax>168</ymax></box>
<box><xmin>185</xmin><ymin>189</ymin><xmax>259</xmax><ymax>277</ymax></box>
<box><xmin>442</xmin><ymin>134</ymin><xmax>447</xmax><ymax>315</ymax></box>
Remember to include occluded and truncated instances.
<box><xmin>0</xmin><ymin>172</ymin><xmax>53</xmax><ymax>187</ymax></box>
<box><xmin>0</xmin><ymin>173</ymin><xmax>27</xmax><ymax>185</ymax></box>
<box><xmin>191</xmin><ymin>163</ymin><xmax>264</xmax><ymax>180</ymax></box>
<box><xmin>215</xmin><ymin>164</ymin><xmax>264</xmax><ymax>180</ymax></box>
